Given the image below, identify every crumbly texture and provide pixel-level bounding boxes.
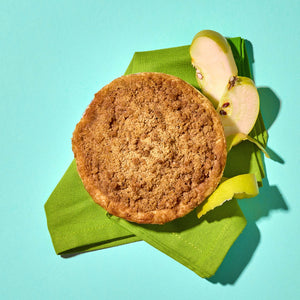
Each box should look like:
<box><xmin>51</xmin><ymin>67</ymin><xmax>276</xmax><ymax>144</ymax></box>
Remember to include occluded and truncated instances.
<box><xmin>72</xmin><ymin>72</ymin><xmax>227</xmax><ymax>224</ymax></box>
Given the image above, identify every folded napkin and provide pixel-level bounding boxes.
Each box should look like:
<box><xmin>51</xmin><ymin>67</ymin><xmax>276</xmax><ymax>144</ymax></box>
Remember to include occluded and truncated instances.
<box><xmin>45</xmin><ymin>37</ymin><xmax>267</xmax><ymax>278</ymax></box>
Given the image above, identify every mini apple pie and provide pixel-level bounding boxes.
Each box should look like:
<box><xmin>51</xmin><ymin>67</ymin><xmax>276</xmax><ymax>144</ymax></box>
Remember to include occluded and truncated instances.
<box><xmin>72</xmin><ymin>72</ymin><xmax>227</xmax><ymax>224</ymax></box>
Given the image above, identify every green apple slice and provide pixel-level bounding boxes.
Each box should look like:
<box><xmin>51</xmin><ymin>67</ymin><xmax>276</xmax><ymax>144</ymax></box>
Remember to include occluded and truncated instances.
<box><xmin>217</xmin><ymin>76</ymin><xmax>260</xmax><ymax>137</ymax></box>
<box><xmin>196</xmin><ymin>174</ymin><xmax>259</xmax><ymax>219</ymax></box>
<box><xmin>190</xmin><ymin>30</ymin><xmax>238</xmax><ymax>106</ymax></box>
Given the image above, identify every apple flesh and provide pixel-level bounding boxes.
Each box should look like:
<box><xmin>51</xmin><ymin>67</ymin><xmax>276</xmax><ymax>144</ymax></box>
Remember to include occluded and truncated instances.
<box><xmin>190</xmin><ymin>30</ymin><xmax>238</xmax><ymax>106</ymax></box>
<box><xmin>217</xmin><ymin>76</ymin><xmax>260</xmax><ymax>137</ymax></box>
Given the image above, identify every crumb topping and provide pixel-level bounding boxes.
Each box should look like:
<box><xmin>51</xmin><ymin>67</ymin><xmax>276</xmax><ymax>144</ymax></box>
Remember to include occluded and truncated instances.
<box><xmin>72</xmin><ymin>73</ymin><xmax>226</xmax><ymax>223</ymax></box>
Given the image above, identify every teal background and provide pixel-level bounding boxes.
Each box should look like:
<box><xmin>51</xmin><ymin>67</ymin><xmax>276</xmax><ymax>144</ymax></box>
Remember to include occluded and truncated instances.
<box><xmin>1</xmin><ymin>0</ymin><xmax>299</xmax><ymax>299</ymax></box>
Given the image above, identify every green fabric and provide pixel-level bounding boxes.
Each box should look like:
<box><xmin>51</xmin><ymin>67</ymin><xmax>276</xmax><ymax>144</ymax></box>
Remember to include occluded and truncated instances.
<box><xmin>44</xmin><ymin>37</ymin><xmax>267</xmax><ymax>277</ymax></box>
<box><xmin>107</xmin><ymin>202</ymin><xmax>245</xmax><ymax>278</ymax></box>
<box><xmin>45</xmin><ymin>160</ymin><xmax>140</xmax><ymax>255</ymax></box>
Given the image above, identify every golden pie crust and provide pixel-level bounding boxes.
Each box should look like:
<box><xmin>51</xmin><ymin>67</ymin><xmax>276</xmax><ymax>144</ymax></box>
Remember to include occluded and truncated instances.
<box><xmin>72</xmin><ymin>72</ymin><xmax>227</xmax><ymax>224</ymax></box>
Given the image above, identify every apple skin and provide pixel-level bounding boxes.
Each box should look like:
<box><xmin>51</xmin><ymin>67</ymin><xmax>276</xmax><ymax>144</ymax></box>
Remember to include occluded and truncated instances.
<box><xmin>226</xmin><ymin>132</ymin><xmax>270</xmax><ymax>158</ymax></box>
<box><xmin>190</xmin><ymin>30</ymin><xmax>238</xmax><ymax>107</ymax></box>
<box><xmin>196</xmin><ymin>173</ymin><xmax>259</xmax><ymax>219</ymax></box>
<box><xmin>217</xmin><ymin>76</ymin><xmax>260</xmax><ymax>137</ymax></box>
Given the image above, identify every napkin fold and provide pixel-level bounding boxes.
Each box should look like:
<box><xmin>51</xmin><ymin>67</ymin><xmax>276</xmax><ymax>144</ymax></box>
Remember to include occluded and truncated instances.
<box><xmin>45</xmin><ymin>37</ymin><xmax>267</xmax><ymax>277</ymax></box>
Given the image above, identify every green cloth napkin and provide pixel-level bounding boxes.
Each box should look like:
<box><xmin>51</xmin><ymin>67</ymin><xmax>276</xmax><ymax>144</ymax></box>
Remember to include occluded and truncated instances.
<box><xmin>45</xmin><ymin>37</ymin><xmax>267</xmax><ymax>277</ymax></box>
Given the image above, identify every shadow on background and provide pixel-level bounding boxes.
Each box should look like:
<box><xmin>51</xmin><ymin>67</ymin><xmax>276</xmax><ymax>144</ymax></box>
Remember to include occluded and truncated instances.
<box><xmin>258</xmin><ymin>87</ymin><xmax>284</xmax><ymax>163</ymax></box>
<box><xmin>207</xmin><ymin>176</ymin><xmax>287</xmax><ymax>285</ymax></box>
<box><xmin>207</xmin><ymin>40</ymin><xmax>287</xmax><ymax>285</ymax></box>
<box><xmin>258</xmin><ymin>87</ymin><xmax>281</xmax><ymax>131</ymax></box>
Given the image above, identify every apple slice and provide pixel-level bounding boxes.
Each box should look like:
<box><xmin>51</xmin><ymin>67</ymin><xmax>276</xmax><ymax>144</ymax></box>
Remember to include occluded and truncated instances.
<box><xmin>217</xmin><ymin>76</ymin><xmax>260</xmax><ymax>137</ymax></box>
<box><xmin>190</xmin><ymin>30</ymin><xmax>238</xmax><ymax>106</ymax></box>
<box><xmin>196</xmin><ymin>173</ymin><xmax>259</xmax><ymax>219</ymax></box>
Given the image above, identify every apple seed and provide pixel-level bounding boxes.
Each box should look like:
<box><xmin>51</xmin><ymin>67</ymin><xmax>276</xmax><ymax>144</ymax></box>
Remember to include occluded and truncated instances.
<box><xmin>196</xmin><ymin>70</ymin><xmax>203</xmax><ymax>80</ymax></box>
<box><xmin>228</xmin><ymin>76</ymin><xmax>237</xmax><ymax>90</ymax></box>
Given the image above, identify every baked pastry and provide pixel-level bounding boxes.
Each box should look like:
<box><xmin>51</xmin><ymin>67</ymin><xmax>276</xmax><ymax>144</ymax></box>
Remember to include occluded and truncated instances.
<box><xmin>72</xmin><ymin>72</ymin><xmax>227</xmax><ymax>224</ymax></box>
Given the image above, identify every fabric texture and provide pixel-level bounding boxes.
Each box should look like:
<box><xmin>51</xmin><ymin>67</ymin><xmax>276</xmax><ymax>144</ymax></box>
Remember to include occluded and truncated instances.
<box><xmin>44</xmin><ymin>37</ymin><xmax>267</xmax><ymax>277</ymax></box>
